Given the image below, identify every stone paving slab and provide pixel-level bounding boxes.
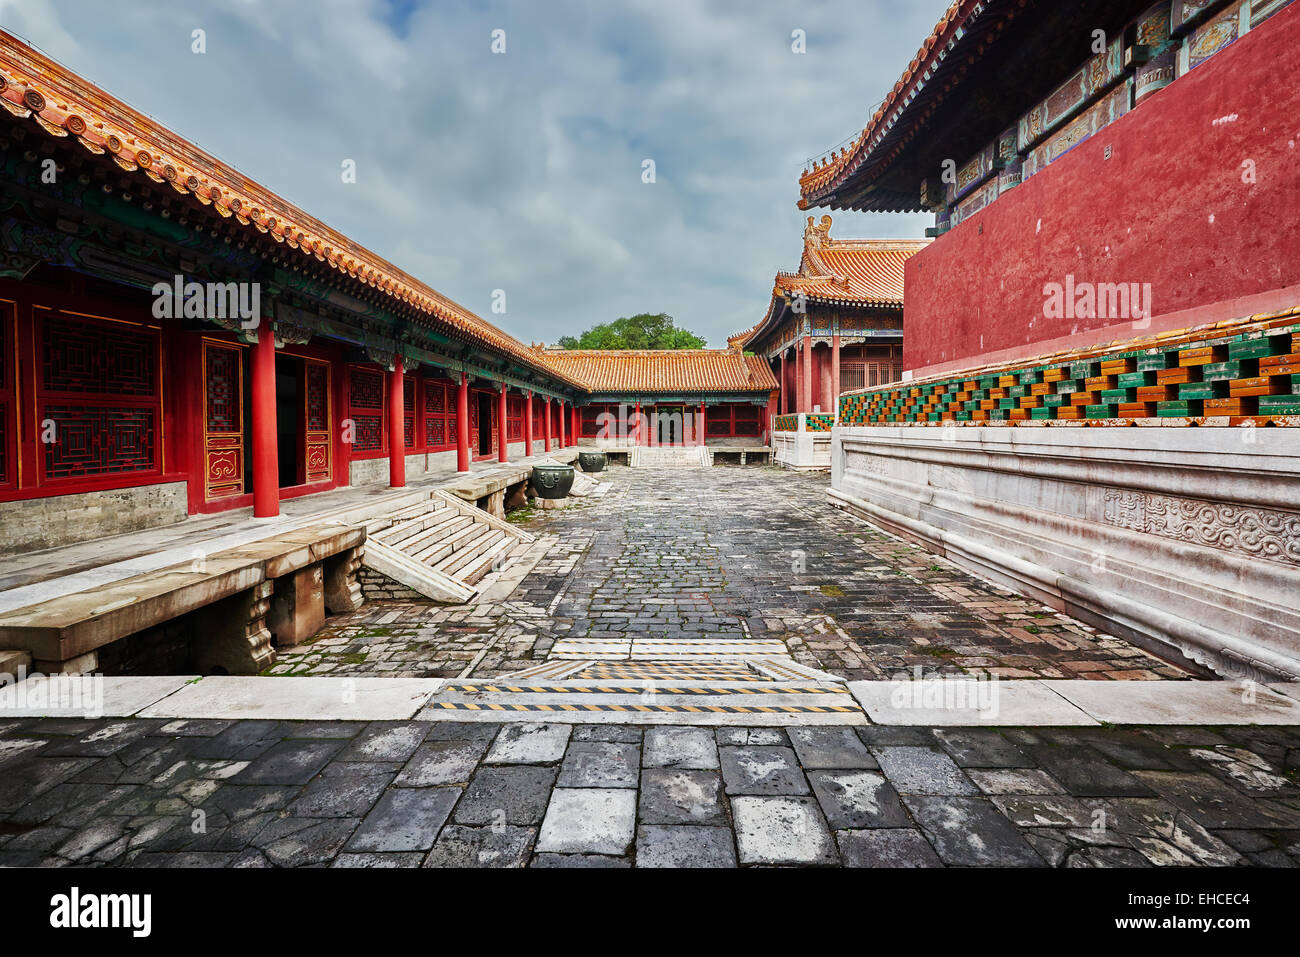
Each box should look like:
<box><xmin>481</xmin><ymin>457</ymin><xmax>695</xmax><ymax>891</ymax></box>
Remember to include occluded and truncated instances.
<box><xmin>11</xmin><ymin>676</ymin><xmax>1300</xmax><ymax>726</ymax></box>
<box><xmin>0</xmin><ymin>675</ymin><xmax>197</xmax><ymax>717</ymax></box>
<box><xmin>0</xmin><ymin>717</ymin><xmax>1297</xmax><ymax>868</ymax></box>
<box><xmin>137</xmin><ymin>677</ymin><xmax>440</xmax><ymax>721</ymax></box>
<box><xmin>847</xmin><ymin>679</ymin><xmax>1098</xmax><ymax>726</ymax></box>
<box><xmin>286</xmin><ymin>468</ymin><xmax>1187</xmax><ymax>681</ymax></box>
<box><xmin>1043</xmin><ymin>680</ymin><xmax>1300</xmax><ymax>725</ymax></box>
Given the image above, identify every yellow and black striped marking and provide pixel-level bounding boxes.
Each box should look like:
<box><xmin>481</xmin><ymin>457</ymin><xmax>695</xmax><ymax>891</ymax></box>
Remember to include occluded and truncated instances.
<box><xmin>555</xmin><ymin>649</ymin><xmax>786</xmax><ymax>656</ymax></box>
<box><xmin>428</xmin><ymin>701</ymin><xmax>861</xmax><ymax>714</ymax></box>
<box><xmin>447</xmin><ymin>683</ymin><xmax>850</xmax><ymax>696</ymax></box>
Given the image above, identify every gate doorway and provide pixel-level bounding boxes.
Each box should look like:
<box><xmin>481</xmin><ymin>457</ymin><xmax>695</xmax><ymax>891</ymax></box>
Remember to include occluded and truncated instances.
<box><xmin>477</xmin><ymin>392</ymin><xmax>493</xmax><ymax>456</ymax></box>
<box><xmin>275</xmin><ymin>354</ymin><xmax>303</xmax><ymax>487</ymax></box>
<box><xmin>654</xmin><ymin>405</ymin><xmax>685</xmax><ymax>445</ymax></box>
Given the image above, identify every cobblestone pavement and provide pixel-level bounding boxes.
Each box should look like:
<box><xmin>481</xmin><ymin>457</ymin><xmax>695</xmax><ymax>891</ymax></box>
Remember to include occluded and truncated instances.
<box><xmin>268</xmin><ymin>466</ymin><xmax>1187</xmax><ymax>681</ymax></box>
<box><xmin>1</xmin><ymin>717</ymin><xmax>1297</xmax><ymax>867</ymax></box>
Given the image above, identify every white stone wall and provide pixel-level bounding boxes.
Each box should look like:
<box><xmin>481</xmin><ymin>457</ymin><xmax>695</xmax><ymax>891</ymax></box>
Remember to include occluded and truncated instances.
<box><xmin>830</xmin><ymin>424</ymin><xmax>1300</xmax><ymax>681</ymax></box>
<box><xmin>774</xmin><ymin>422</ymin><xmax>831</xmax><ymax>470</ymax></box>
<box><xmin>349</xmin><ymin>450</ymin><xmax>461</xmax><ymax>486</ymax></box>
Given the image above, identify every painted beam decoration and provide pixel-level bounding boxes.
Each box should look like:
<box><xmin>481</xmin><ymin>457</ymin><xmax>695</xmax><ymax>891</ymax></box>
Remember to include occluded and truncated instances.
<box><xmin>840</xmin><ymin>308</ymin><xmax>1300</xmax><ymax>427</ymax></box>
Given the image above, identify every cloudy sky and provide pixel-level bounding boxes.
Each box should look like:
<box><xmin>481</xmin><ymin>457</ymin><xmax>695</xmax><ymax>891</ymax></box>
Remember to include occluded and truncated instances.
<box><xmin>0</xmin><ymin>0</ymin><xmax>947</xmax><ymax>347</ymax></box>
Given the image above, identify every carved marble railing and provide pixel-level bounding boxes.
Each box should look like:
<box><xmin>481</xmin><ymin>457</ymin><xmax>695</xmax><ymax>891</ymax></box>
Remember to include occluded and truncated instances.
<box><xmin>830</xmin><ymin>423</ymin><xmax>1300</xmax><ymax>681</ymax></box>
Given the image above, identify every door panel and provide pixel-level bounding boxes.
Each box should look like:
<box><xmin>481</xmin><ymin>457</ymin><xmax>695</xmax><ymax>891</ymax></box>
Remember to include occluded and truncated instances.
<box><xmin>203</xmin><ymin>340</ymin><xmax>244</xmax><ymax>501</ymax></box>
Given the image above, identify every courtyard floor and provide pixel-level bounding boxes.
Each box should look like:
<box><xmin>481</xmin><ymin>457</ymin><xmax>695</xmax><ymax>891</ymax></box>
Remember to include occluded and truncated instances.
<box><xmin>269</xmin><ymin>466</ymin><xmax>1188</xmax><ymax>681</ymax></box>
<box><xmin>3</xmin><ymin>466</ymin><xmax>1298</xmax><ymax>868</ymax></box>
<box><xmin>1</xmin><ymin>716</ymin><xmax>1298</xmax><ymax>867</ymax></box>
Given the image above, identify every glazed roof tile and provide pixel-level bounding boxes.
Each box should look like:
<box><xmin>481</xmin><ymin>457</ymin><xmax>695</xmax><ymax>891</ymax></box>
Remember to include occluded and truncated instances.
<box><xmin>734</xmin><ymin>216</ymin><xmax>927</xmax><ymax>348</ymax></box>
<box><xmin>538</xmin><ymin>349</ymin><xmax>778</xmax><ymax>394</ymax></box>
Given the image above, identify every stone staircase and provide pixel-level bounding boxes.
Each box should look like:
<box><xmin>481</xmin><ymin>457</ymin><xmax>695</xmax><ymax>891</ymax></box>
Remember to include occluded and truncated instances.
<box><xmin>629</xmin><ymin>446</ymin><xmax>710</xmax><ymax>468</ymax></box>
<box><xmin>360</xmin><ymin>490</ymin><xmax>535</xmax><ymax>604</ymax></box>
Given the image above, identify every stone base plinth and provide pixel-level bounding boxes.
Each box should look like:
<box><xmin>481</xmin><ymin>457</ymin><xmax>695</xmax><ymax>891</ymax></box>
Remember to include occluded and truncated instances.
<box><xmin>830</xmin><ymin>425</ymin><xmax>1300</xmax><ymax>682</ymax></box>
<box><xmin>774</xmin><ymin>429</ymin><xmax>831</xmax><ymax>471</ymax></box>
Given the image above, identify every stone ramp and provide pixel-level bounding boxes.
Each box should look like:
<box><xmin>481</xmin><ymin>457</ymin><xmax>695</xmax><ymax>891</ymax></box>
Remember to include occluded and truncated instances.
<box><xmin>425</xmin><ymin>658</ymin><xmax>863</xmax><ymax>724</ymax></box>
<box><xmin>358</xmin><ymin>490</ymin><xmax>535</xmax><ymax>603</ymax></box>
<box><xmin>629</xmin><ymin>446</ymin><xmax>710</xmax><ymax>468</ymax></box>
<box><xmin>422</xmin><ymin>636</ymin><xmax>865</xmax><ymax>723</ymax></box>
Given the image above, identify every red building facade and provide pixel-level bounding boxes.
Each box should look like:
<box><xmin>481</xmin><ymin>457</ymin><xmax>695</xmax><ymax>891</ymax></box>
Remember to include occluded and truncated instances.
<box><xmin>0</xmin><ymin>32</ymin><xmax>779</xmax><ymax>556</ymax></box>
<box><xmin>798</xmin><ymin>0</ymin><xmax>1300</xmax><ymax>376</ymax></box>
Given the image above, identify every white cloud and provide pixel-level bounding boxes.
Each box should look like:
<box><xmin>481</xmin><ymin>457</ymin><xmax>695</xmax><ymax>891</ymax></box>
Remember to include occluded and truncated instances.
<box><xmin>1</xmin><ymin>0</ymin><xmax>951</xmax><ymax>345</ymax></box>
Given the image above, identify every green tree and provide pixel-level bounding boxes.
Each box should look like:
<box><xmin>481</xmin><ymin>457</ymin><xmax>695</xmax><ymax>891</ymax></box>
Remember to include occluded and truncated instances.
<box><xmin>556</xmin><ymin>313</ymin><xmax>707</xmax><ymax>350</ymax></box>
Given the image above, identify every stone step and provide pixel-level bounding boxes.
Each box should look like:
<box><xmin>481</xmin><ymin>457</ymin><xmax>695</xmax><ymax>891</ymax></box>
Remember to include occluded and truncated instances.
<box><xmin>359</xmin><ymin>487</ymin><xmax>540</xmax><ymax>604</ymax></box>
<box><xmin>434</xmin><ymin>528</ymin><xmax>505</xmax><ymax>576</ymax></box>
<box><xmin>353</xmin><ymin>540</ymin><xmax>477</xmax><ymax>604</ymax></box>
<box><xmin>372</xmin><ymin>506</ymin><xmax>454</xmax><ymax>546</ymax></box>
<box><xmin>429</xmin><ymin>690</ymin><xmax>858</xmax><ymax>710</ymax></box>
<box><xmin>547</xmin><ymin>639</ymin><xmax>792</xmax><ymax>660</ymax></box>
<box><xmin>408</xmin><ymin>516</ymin><xmax>478</xmax><ymax>564</ymax></box>
<box><xmin>427</xmin><ymin>662</ymin><xmax>861</xmax><ymax>715</ymax></box>
<box><xmin>629</xmin><ymin>446</ymin><xmax>710</xmax><ymax>469</ymax></box>
<box><xmin>391</xmin><ymin>511</ymin><xmax>469</xmax><ymax>554</ymax></box>
<box><xmin>458</xmin><ymin>536</ymin><xmax>519</xmax><ymax>585</ymax></box>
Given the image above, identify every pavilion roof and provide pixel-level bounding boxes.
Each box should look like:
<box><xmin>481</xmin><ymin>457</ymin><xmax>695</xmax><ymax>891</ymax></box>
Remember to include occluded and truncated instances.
<box><xmin>538</xmin><ymin>349</ymin><xmax>778</xmax><ymax>394</ymax></box>
<box><xmin>732</xmin><ymin>217</ymin><xmax>927</xmax><ymax>349</ymax></box>
<box><xmin>782</xmin><ymin>218</ymin><xmax>927</xmax><ymax>307</ymax></box>
<box><xmin>0</xmin><ymin>30</ymin><xmax>588</xmax><ymax>389</ymax></box>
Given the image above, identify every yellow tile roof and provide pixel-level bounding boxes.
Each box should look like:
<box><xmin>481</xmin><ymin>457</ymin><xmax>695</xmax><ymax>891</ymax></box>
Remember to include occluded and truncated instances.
<box><xmin>538</xmin><ymin>349</ymin><xmax>778</xmax><ymax>394</ymax></box>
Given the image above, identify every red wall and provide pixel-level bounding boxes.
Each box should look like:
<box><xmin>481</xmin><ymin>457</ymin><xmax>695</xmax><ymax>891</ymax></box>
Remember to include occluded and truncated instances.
<box><xmin>903</xmin><ymin>6</ymin><xmax>1300</xmax><ymax>375</ymax></box>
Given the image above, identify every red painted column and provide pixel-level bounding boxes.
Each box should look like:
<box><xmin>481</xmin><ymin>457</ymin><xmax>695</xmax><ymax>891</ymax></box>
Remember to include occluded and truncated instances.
<box><xmin>795</xmin><ymin>335</ymin><xmax>806</xmax><ymax>410</ymax></box>
<box><xmin>387</xmin><ymin>360</ymin><xmax>406</xmax><ymax>488</ymax></box>
<box><xmin>558</xmin><ymin>400</ymin><xmax>567</xmax><ymax>448</ymax></box>
<box><xmin>497</xmin><ymin>383</ymin><xmax>508</xmax><ymax>463</ymax></box>
<box><xmin>780</xmin><ymin>351</ymin><xmax>788</xmax><ymax>414</ymax></box>
<box><xmin>251</xmin><ymin>328</ymin><xmax>279</xmax><ymax>517</ymax></box>
<box><xmin>524</xmin><ymin>390</ymin><xmax>534</xmax><ymax>457</ymax></box>
<box><xmin>831</xmin><ymin>334</ymin><xmax>841</xmax><ymax>421</ymax></box>
<box><xmin>699</xmin><ymin>401</ymin><xmax>706</xmax><ymax>447</ymax></box>
<box><xmin>544</xmin><ymin>398</ymin><xmax>552</xmax><ymax>452</ymax></box>
<box><xmin>633</xmin><ymin>401</ymin><xmax>641</xmax><ymax>446</ymax></box>
<box><xmin>456</xmin><ymin>372</ymin><xmax>470</xmax><ymax>473</ymax></box>
<box><xmin>792</xmin><ymin>345</ymin><xmax>801</xmax><ymax>413</ymax></box>
<box><xmin>571</xmin><ymin>405</ymin><xmax>580</xmax><ymax>447</ymax></box>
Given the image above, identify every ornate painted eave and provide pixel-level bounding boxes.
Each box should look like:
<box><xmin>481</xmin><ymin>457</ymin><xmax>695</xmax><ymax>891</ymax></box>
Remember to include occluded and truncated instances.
<box><xmin>797</xmin><ymin>0</ymin><xmax>1016</xmax><ymax>212</ymax></box>
<box><xmin>0</xmin><ymin>29</ymin><xmax>588</xmax><ymax>391</ymax></box>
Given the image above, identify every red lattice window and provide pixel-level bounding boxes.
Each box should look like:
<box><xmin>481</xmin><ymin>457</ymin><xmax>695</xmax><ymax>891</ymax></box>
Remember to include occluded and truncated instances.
<box><xmin>348</xmin><ymin>366</ymin><xmax>384</xmax><ymax>452</ymax></box>
<box><xmin>732</xmin><ymin>405</ymin><xmax>762</xmax><ymax>437</ymax></box>
<box><xmin>205</xmin><ymin>346</ymin><xmax>240</xmax><ymax>433</ymax></box>
<box><xmin>403</xmin><ymin>377</ymin><xmax>416</xmax><ymax>449</ymax></box>
<box><xmin>424</xmin><ymin>379</ymin><xmax>456</xmax><ymax>450</ymax></box>
<box><xmin>38</xmin><ymin>313</ymin><xmax>161</xmax><ymax>481</ymax></box>
<box><xmin>531</xmin><ymin>397</ymin><xmax>545</xmax><ymax>439</ymax></box>
<box><xmin>507</xmin><ymin>395</ymin><xmax>524</xmax><ymax>442</ymax></box>
<box><xmin>306</xmin><ymin>363</ymin><xmax>329</xmax><ymax>431</ymax></box>
<box><xmin>703</xmin><ymin>404</ymin><xmax>763</xmax><ymax>438</ymax></box>
<box><xmin>581</xmin><ymin>404</ymin><xmax>616</xmax><ymax>437</ymax></box>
